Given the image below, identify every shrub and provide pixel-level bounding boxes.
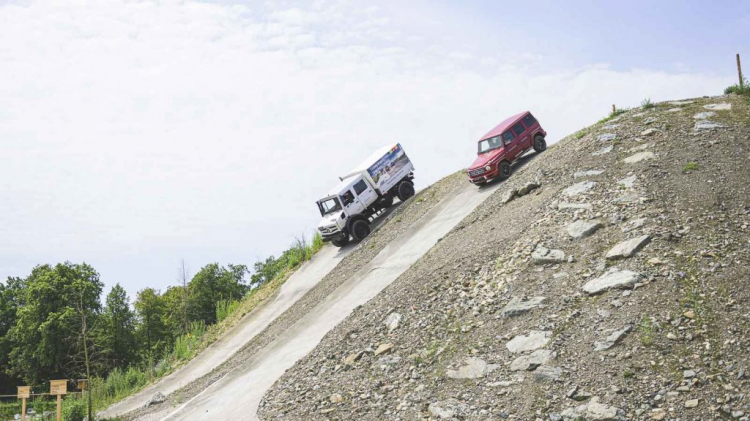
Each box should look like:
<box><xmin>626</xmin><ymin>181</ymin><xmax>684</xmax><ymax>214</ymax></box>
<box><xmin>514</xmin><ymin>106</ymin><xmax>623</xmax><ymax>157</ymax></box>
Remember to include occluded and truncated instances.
<box><xmin>62</xmin><ymin>397</ymin><xmax>86</xmax><ymax>421</ymax></box>
<box><xmin>216</xmin><ymin>298</ymin><xmax>240</xmax><ymax>322</ymax></box>
<box><xmin>724</xmin><ymin>79</ymin><xmax>750</xmax><ymax>96</ymax></box>
<box><xmin>641</xmin><ymin>97</ymin><xmax>654</xmax><ymax>109</ymax></box>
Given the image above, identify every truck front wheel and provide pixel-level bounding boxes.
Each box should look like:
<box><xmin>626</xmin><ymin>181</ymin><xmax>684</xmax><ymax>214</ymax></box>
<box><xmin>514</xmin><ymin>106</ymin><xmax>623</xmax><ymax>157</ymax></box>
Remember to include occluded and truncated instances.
<box><xmin>397</xmin><ymin>181</ymin><xmax>415</xmax><ymax>202</ymax></box>
<box><xmin>351</xmin><ymin>220</ymin><xmax>371</xmax><ymax>241</ymax></box>
<box><xmin>332</xmin><ymin>237</ymin><xmax>349</xmax><ymax>247</ymax></box>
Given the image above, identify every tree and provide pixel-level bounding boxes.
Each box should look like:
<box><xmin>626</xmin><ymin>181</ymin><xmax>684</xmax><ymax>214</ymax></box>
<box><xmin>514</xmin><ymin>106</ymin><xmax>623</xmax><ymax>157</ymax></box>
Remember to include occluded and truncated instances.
<box><xmin>0</xmin><ymin>277</ymin><xmax>24</xmax><ymax>393</ymax></box>
<box><xmin>101</xmin><ymin>284</ymin><xmax>137</xmax><ymax>369</ymax></box>
<box><xmin>134</xmin><ymin>288</ymin><xmax>169</xmax><ymax>372</ymax></box>
<box><xmin>7</xmin><ymin>262</ymin><xmax>103</xmax><ymax>386</ymax></box>
<box><xmin>162</xmin><ymin>285</ymin><xmax>187</xmax><ymax>337</ymax></box>
<box><xmin>188</xmin><ymin>263</ymin><xmax>248</xmax><ymax>325</ymax></box>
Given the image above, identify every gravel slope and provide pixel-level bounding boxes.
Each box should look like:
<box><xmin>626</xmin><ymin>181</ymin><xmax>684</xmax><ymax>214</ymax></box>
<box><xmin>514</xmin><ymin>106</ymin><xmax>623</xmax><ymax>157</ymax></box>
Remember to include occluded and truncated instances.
<box><xmin>259</xmin><ymin>95</ymin><xmax>750</xmax><ymax>421</ymax></box>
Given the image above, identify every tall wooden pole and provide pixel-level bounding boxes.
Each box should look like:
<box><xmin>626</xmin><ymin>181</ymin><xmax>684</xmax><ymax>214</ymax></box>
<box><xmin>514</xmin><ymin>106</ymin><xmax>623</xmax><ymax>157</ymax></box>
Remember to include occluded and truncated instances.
<box><xmin>738</xmin><ymin>54</ymin><xmax>744</xmax><ymax>87</ymax></box>
<box><xmin>57</xmin><ymin>394</ymin><xmax>62</xmax><ymax>421</ymax></box>
<box><xmin>20</xmin><ymin>398</ymin><xmax>26</xmax><ymax>421</ymax></box>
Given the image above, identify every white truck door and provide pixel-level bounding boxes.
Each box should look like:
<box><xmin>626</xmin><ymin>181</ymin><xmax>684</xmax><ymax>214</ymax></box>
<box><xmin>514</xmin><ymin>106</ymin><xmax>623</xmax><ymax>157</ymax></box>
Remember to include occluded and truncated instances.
<box><xmin>352</xmin><ymin>178</ymin><xmax>378</xmax><ymax>208</ymax></box>
<box><xmin>341</xmin><ymin>189</ymin><xmax>365</xmax><ymax>215</ymax></box>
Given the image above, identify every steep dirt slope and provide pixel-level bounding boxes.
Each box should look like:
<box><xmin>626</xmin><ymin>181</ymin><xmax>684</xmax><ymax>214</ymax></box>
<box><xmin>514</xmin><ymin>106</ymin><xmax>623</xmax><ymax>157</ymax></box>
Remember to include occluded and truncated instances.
<box><xmin>260</xmin><ymin>95</ymin><xmax>750</xmax><ymax>420</ymax></box>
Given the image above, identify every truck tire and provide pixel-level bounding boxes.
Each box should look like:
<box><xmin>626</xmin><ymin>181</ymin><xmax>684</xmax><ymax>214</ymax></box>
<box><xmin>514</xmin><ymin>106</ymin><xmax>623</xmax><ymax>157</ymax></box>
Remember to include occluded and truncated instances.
<box><xmin>351</xmin><ymin>219</ymin><xmax>370</xmax><ymax>241</ymax></box>
<box><xmin>332</xmin><ymin>237</ymin><xmax>349</xmax><ymax>247</ymax></box>
<box><xmin>498</xmin><ymin>161</ymin><xmax>511</xmax><ymax>180</ymax></box>
<box><xmin>533</xmin><ymin>135</ymin><xmax>547</xmax><ymax>153</ymax></box>
<box><xmin>397</xmin><ymin>181</ymin><xmax>415</xmax><ymax>202</ymax></box>
<box><xmin>379</xmin><ymin>195</ymin><xmax>394</xmax><ymax>209</ymax></box>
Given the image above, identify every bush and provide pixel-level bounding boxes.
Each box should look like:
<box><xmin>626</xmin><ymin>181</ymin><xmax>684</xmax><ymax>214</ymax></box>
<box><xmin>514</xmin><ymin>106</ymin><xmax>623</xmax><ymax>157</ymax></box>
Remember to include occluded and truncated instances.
<box><xmin>641</xmin><ymin>97</ymin><xmax>654</xmax><ymax>109</ymax></box>
<box><xmin>62</xmin><ymin>397</ymin><xmax>86</xmax><ymax>421</ymax></box>
<box><xmin>725</xmin><ymin>79</ymin><xmax>750</xmax><ymax>96</ymax></box>
<box><xmin>216</xmin><ymin>298</ymin><xmax>239</xmax><ymax>322</ymax></box>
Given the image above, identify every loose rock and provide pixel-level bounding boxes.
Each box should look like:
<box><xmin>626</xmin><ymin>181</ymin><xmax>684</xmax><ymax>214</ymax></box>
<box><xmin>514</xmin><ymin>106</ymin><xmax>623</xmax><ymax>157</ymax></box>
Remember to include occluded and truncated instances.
<box><xmin>582</xmin><ymin>269</ymin><xmax>642</xmax><ymax>295</ymax></box>
<box><xmin>605</xmin><ymin>235</ymin><xmax>651</xmax><ymax>260</ymax></box>
<box><xmin>566</xmin><ymin>220</ymin><xmax>603</xmax><ymax>239</ymax></box>
<box><xmin>506</xmin><ymin>330</ymin><xmax>552</xmax><ymax>353</ymax></box>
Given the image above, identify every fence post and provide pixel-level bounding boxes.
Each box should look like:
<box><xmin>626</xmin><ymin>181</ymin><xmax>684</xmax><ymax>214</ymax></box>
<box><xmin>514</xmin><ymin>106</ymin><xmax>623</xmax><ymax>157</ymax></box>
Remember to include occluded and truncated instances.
<box><xmin>612</xmin><ymin>104</ymin><xmax>616</xmax><ymax>114</ymax></box>
<box><xmin>738</xmin><ymin>54</ymin><xmax>744</xmax><ymax>87</ymax></box>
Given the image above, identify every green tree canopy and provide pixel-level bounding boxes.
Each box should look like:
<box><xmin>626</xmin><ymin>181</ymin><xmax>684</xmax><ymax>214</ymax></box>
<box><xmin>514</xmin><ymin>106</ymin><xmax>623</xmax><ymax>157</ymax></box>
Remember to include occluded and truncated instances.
<box><xmin>134</xmin><ymin>287</ymin><xmax>169</xmax><ymax>359</ymax></box>
<box><xmin>101</xmin><ymin>284</ymin><xmax>137</xmax><ymax>369</ymax></box>
<box><xmin>188</xmin><ymin>263</ymin><xmax>248</xmax><ymax>325</ymax></box>
<box><xmin>7</xmin><ymin>262</ymin><xmax>103</xmax><ymax>386</ymax></box>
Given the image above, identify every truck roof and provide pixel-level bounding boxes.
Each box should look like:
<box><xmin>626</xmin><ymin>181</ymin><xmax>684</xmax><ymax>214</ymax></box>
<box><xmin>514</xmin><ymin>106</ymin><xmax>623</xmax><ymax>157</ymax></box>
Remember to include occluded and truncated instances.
<box><xmin>479</xmin><ymin>111</ymin><xmax>527</xmax><ymax>141</ymax></box>
<box><xmin>325</xmin><ymin>176</ymin><xmax>360</xmax><ymax>198</ymax></box>
<box><xmin>340</xmin><ymin>143</ymin><xmax>399</xmax><ymax>180</ymax></box>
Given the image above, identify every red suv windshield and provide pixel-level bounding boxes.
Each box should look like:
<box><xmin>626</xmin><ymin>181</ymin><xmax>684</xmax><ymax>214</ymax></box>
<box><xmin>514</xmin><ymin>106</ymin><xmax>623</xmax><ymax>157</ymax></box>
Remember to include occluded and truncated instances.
<box><xmin>478</xmin><ymin>135</ymin><xmax>502</xmax><ymax>154</ymax></box>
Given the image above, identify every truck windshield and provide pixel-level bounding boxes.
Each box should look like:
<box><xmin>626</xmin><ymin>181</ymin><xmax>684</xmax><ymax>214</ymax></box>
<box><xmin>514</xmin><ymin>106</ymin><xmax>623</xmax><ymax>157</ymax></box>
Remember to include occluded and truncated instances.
<box><xmin>478</xmin><ymin>135</ymin><xmax>503</xmax><ymax>154</ymax></box>
<box><xmin>318</xmin><ymin>197</ymin><xmax>342</xmax><ymax>216</ymax></box>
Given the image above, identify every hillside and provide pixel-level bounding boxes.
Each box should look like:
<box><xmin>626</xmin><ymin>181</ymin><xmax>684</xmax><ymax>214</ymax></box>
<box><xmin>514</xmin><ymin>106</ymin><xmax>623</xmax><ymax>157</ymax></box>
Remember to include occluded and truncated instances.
<box><xmin>258</xmin><ymin>94</ymin><xmax>750</xmax><ymax>420</ymax></box>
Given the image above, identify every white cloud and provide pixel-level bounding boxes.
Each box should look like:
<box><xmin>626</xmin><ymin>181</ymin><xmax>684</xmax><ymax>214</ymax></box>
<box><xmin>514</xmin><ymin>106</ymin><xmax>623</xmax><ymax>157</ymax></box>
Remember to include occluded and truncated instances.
<box><xmin>0</xmin><ymin>1</ymin><xmax>732</xmax><ymax>296</ymax></box>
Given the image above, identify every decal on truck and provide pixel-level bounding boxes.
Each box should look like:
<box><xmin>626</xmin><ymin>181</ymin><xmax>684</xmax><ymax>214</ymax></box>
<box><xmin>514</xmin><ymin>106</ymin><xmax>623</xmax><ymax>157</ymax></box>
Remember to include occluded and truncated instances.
<box><xmin>367</xmin><ymin>144</ymin><xmax>409</xmax><ymax>188</ymax></box>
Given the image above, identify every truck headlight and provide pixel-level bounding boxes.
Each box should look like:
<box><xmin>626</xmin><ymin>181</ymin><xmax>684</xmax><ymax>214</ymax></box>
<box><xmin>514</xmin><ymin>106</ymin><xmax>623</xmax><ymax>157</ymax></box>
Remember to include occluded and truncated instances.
<box><xmin>485</xmin><ymin>165</ymin><xmax>491</xmax><ymax>171</ymax></box>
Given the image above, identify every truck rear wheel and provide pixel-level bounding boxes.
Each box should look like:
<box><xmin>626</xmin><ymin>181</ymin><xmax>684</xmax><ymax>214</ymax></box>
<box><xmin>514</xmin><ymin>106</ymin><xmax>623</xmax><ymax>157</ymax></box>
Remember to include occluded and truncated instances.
<box><xmin>379</xmin><ymin>195</ymin><xmax>394</xmax><ymax>209</ymax></box>
<box><xmin>498</xmin><ymin>161</ymin><xmax>511</xmax><ymax>180</ymax></box>
<box><xmin>397</xmin><ymin>181</ymin><xmax>415</xmax><ymax>202</ymax></box>
<box><xmin>351</xmin><ymin>219</ymin><xmax>371</xmax><ymax>241</ymax></box>
<box><xmin>332</xmin><ymin>237</ymin><xmax>349</xmax><ymax>247</ymax></box>
<box><xmin>533</xmin><ymin>135</ymin><xmax>547</xmax><ymax>153</ymax></box>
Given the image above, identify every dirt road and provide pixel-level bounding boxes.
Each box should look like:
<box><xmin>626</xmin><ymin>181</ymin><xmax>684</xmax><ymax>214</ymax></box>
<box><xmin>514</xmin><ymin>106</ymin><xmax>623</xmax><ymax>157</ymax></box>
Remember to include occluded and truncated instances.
<box><xmin>100</xmin><ymin>206</ymin><xmax>400</xmax><ymax>419</ymax></box>
<box><xmin>155</xmin><ymin>178</ymin><xmax>506</xmax><ymax>420</ymax></box>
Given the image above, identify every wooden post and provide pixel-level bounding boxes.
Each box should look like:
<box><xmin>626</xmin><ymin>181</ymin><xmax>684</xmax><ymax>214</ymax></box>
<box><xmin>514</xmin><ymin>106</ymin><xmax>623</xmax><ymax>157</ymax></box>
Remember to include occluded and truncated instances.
<box><xmin>612</xmin><ymin>104</ymin><xmax>616</xmax><ymax>114</ymax></box>
<box><xmin>738</xmin><ymin>53</ymin><xmax>744</xmax><ymax>87</ymax></box>
<box><xmin>17</xmin><ymin>386</ymin><xmax>30</xmax><ymax>421</ymax></box>
<box><xmin>50</xmin><ymin>380</ymin><xmax>67</xmax><ymax>421</ymax></box>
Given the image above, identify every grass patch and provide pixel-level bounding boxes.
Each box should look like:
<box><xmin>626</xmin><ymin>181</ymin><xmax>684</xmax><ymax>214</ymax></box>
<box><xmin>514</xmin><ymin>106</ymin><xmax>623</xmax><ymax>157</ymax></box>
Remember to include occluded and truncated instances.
<box><xmin>641</xmin><ymin>97</ymin><xmax>655</xmax><ymax>109</ymax></box>
<box><xmin>623</xmin><ymin>369</ymin><xmax>635</xmax><ymax>379</ymax></box>
<box><xmin>639</xmin><ymin>315</ymin><xmax>654</xmax><ymax>346</ymax></box>
<box><xmin>725</xmin><ymin>79</ymin><xmax>750</xmax><ymax>96</ymax></box>
<box><xmin>682</xmin><ymin>162</ymin><xmax>699</xmax><ymax>173</ymax></box>
<box><xmin>597</xmin><ymin>107</ymin><xmax>629</xmax><ymax>125</ymax></box>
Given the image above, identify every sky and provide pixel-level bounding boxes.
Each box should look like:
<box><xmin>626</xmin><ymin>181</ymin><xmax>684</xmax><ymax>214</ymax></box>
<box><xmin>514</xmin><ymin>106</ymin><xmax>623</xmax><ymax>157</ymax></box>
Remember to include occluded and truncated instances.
<box><xmin>1</xmin><ymin>0</ymin><xmax>748</xmax><ymax>300</ymax></box>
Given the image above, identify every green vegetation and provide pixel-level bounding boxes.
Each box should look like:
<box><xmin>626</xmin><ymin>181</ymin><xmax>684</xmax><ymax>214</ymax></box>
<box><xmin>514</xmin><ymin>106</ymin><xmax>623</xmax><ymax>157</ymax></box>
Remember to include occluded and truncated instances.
<box><xmin>0</xmin><ymin>231</ymin><xmax>326</xmax><ymax>415</ymax></box>
<box><xmin>724</xmin><ymin>79</ymin><xmax>750</xmax><ymax>96</ymax></box>
<box><xmin>639</xmin><ymin>315</ymin><xmax>654</xmax><ymax>346</ymax></box>
<box><xmin>597</xmin><ymin>106</ymin><xmax>628</xmax><ymax>125</ymax></box>
<box><xmin>683</xmin><ymin>162</ymin><xmax>699</xmax><ymax>173</ymax></box>
<box><xmin>641</xmin><ymin>97</ymin><xmax>654</xmax><ymax>109</ymax></box>
<box><xmin>623</xmin><ymin>369</ymin><xmax>635</xmax><ymax>379</ymax></box>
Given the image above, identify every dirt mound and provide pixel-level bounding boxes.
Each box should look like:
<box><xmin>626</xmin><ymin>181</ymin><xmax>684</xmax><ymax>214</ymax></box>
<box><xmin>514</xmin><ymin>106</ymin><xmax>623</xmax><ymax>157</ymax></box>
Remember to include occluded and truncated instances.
<box><xmin>259</xmin><ymin>95</ymin><xmax>750</xmax><ymax>420</ymax></box>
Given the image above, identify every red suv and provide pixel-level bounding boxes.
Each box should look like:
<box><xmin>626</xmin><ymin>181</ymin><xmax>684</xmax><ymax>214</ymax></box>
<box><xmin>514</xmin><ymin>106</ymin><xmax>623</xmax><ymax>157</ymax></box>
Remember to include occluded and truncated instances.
<box><xmin>467</xmin><ymin>111</ymin><xmax>547</xmax><ymax>185</ymax></box>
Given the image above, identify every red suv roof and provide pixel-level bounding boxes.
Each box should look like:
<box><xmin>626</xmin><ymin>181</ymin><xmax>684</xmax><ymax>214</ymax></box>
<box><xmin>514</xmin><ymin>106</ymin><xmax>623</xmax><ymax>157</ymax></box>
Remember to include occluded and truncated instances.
<box><xmin>480</xmin><ymin>111</ymin><xmax>527</xmax><ymax>141</ymax></box>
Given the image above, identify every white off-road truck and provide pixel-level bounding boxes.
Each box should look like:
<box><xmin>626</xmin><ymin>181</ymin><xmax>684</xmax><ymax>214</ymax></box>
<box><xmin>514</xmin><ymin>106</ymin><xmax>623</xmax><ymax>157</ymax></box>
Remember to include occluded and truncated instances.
<box><xmin>316</xmin><ymin>143</ymin><xmax>415</xmax><ymax>247</ymax></box>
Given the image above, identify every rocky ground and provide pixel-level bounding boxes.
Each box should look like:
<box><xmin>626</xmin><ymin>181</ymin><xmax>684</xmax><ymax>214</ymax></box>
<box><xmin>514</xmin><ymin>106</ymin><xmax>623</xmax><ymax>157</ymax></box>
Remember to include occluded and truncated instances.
<box><xmin>259</xmin><ymin>94</ymin><xmax>750</xmax><ymax>421</ymax></box>
<box><xmin>121</xmin><ymin>170</ymin><xmax>466</xmax><ymax>420</ymax></box>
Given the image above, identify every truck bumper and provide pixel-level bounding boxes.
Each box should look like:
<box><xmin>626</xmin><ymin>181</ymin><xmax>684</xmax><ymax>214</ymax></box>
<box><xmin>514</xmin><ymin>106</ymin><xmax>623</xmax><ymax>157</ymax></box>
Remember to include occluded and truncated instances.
<box><xmin>321</xmin><ymin>232</ymin><xmax>347</xmax><ymax>243</ymax></box>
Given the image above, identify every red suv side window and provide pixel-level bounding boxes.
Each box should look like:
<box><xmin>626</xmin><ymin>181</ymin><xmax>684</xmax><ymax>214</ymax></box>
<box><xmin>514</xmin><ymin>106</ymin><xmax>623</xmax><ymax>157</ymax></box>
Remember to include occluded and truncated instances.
<box><xmin>511</xmin><ymin>122</ymin><xmax>525</xmax><ymax>136</ymax></box>
<box><xmin>522</xmin><ymin>114</ymin><xmax>537</xmax><ymax>128</ymax></box>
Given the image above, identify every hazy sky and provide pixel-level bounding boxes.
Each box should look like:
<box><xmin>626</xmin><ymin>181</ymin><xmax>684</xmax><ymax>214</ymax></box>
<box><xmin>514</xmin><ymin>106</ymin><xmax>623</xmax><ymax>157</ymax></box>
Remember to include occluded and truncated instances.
<box><xmin>1</xmin><ymin>0</ymin><xmax>747</xmax><ymax>299</ymax></box>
